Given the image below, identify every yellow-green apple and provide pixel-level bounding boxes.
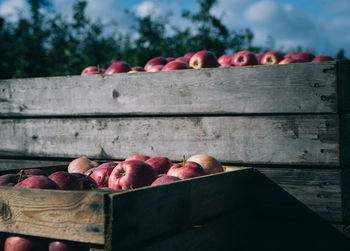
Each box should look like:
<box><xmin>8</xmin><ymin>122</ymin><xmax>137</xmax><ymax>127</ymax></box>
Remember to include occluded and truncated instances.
<box><xmin>218</xmin><ymin>54</ymin><xmax>232</xmax><ymax>66</ymax></box>
<box><xmin>189</xmin><ymin>50</ymin><xmax>219</xmax><ymax>69</ymax></box>
<box><xmin>125</xmin><ymin>155</ymin><xmax>150</xmax><ymax>162</ymax></box>
<box><xmin>167</xmin><ymin>161</ymin><xmax>205</xmax><ymax>179</ymax></box>
<box><xmin>144</xmin><ymin>57</ymin><xmax>168</xmax><ymax>72</ymax></box>
<box><xmin>85</xmin><ymin>162</ymin><xmax>117</xmax><ymax>188</ymax></box>
<box><xmin>293</xmin><ymin>52</ymin><xmax>315</xmax><ymax>62</ymax></box>
<box><xmin>48</xmin><ymin>171</ymin><xmax>83</xmax><ymax>190</ymax></box>
<box><xmin>162</xmin><ymin>61</ymin><xmax>188</xmax><ymax>71</ymax></box>
<box><xmin>146</xmin><ymin>156</ymin><xmax>172</xmax><ymax>174</ymax></box>
<box><xmin>312</xmin><ymin>56</ymin><xmax>334</xmax><ymax>62</ymax></box>
<box><xmin>81</xmin><ymin>66</ymin><xmax>104</xmax><ymax>75</ymax></box>
<box><xmin>151</xmin><ymin>175</ymin><xmax>181</xmax><ymax>186</ymax></box>
<box><xmin>15</xmin><ymin>175</ymin><xmax>59</xmax><ymax>189</ymax></box>
<box><xmin>4</xmin><ymin>235</ymin><xmax>46</xmax><ymax>251</ymax></box>
<box><xmin>108</xmin><ymin>160</ymin><xmax>156</xmax><ymax>190</ymax></box>
<box><xmin>260</xmin><ymin>51</ymin><xmax>283</xmax><ymax>65</ymax></box>
<box><xmin>67</xmin><ymin>157</ymin><xmax>99</xmax><ymax>174</ymax></box>
<box><xmin>279</xmin><ymin>58</ymin><xmax>307</xmax><ymax>64</ymax></box>
<box><xmin>231</xmin><ymin>51</ymin><xmax>258</xmax><ymax>66</ymax></box>
<box><xmin>187</xmin><ymin>154</ymin><xmax>224</xmax><ymax>175</ymax></box>
<box><xmin>105</xmin><ymin>61</ymin><xmax>131</xmax><ymax>74</ymax></box>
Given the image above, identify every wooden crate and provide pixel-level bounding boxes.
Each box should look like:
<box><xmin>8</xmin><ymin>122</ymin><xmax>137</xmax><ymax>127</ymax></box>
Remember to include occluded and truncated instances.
<box><xmin>0</xmin><ymin>165</ymin><xmax>254</xmax><ymax>250</ymax></box>
<box><xmin>0</xmin><ymin>60</ymin><xmax>350</xmax><ymax>239</ymax></box>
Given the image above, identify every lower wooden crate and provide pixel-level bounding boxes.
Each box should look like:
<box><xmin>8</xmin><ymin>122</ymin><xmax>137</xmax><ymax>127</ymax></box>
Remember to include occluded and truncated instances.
<box><xmin>0</xmin><ymin>165</ymin><xmax>254</xmax><ymax>250</ymax></box>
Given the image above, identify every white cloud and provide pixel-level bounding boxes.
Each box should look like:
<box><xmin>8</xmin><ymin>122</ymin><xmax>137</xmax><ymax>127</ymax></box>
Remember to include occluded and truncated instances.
<box><xmin>0</xmin><ymin>0</ymin><xmax>29</xmax><ymax>21</ymax></box>
<box><xmin>134</xmin><ymin>1</ymin><xmax>161</xmax><ymax>18</ymax></box>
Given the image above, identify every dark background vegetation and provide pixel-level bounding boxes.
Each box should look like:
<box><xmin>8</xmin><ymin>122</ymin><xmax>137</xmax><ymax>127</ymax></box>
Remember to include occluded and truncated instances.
<box><xmin>0</xmin><ymin>0</ymin><xmax>347</xmax><ymax>79</ymax></box>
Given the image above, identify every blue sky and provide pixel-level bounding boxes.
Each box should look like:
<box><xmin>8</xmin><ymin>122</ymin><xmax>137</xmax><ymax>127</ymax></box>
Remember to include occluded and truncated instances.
<box><xmin>1</xmin><ymin>0</ymin><xmax>349</xmax><ymax>57</ymax></box>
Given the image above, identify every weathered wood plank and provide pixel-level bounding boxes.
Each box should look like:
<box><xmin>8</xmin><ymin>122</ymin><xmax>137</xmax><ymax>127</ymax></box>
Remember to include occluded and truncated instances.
<box><xmin>0</xmin><ymin>159</ymin><xmax>68</xmax><ymax>171</ymax></box>
<box><xmin>106</xmin><ymin>168</ymin><xmax>254</xmax><ymax>250</ymax></box>
<box><xmin>342</xmin><ymin>169</ymin><xmax>350</xmax><ymax>222</ymax></box>
<box><xmin>0</xmin><ymin>115</ymin><xmax>339</xmax><ymax>165</ymax></box>
<box><xmin>0</xmin><ymin>188</ymin><xmax>107</xmax><ymax>244</ymax></box>
<box><xmin>340</xmin><ymin>114</ymin><xmax>350</xmax><ymax>166</ymax></box>
<box><xmin>258</xmin><ymin>168</ymin><xmax>342</xmax><ymax>222</ymax></box>
<box><xmin>0</xmin><ymin>62</ymin><xmax>339</xmax><ymax>116</ymax></box>
<box><xmin>338</xmin><ymin>60</ymin><xmax>350</xmax><ymax>113</ymax></box>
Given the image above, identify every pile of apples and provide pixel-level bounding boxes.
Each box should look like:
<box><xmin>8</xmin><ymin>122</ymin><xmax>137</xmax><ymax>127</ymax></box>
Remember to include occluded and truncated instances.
<box><xmin>0</xmin><ymin>154</ymin><xmax>223</xmax><ymax>250</ymax></box>
<box><xmin>81</xmin><ymin>50</ymin><xmax>334</xmax><ymax>75</ymax></box>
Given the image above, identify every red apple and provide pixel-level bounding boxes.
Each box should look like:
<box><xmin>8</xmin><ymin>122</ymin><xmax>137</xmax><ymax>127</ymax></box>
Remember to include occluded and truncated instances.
<box><xmin>131</xmin><ymin>66</ymin><xmax>145</xmax><ymax>72</ymax></box>
<box><xmin>217</xmin><ymin>54</ymin><xmax>232</xmax><ymax>66</ymax></box>
<box><xmin>184</xmin><ymin>52</ymin><xmax>195</xmax><ymax>58</ymax></box>
<box><xmin>104</xmin><ymin>61</ymin><xmax>131</xmax><ymax>74</ymax></box>
<box><xmin>189</xmin><ymin>50</ymin><xmax>219</xmax><ymax>69</ymax></box>
<box><xmin>312</xmin><ymin>56</ymin><xmax>334</xmax><ymax>62</ymax></box>
<box><xmin>187</xmin><ymin>154</ymin><xmax>224</xmax><ymax>175</ymax></box>
<box><xmin>14</xmin><ymin>175</ymin><xmax>59</xmax><ymax>190</ymax></box>
<box><xmin>279</xmin><ymin>58</ymin><xmax>307</xmax><ymax>64</ymax></box>
<box><xmin>0</xmin><ymin>174</ymin><xmax>24</xmax><ymax>187</ymax></box>
<box><xmin>284</xmin><ymin>53</ymin><xmax>296</xmax><ymax>59</ymax></box>
<box><xmin>231</xmin><ymin>51</ymin><xmax>258</xmax><ymax>66</ymax></box>
<box><xmin>48</xmin><ymin>171</ymin><xmax>83</xmax><ymax>190</ymax></box>
<box><xmin>146</xmin><ymin>156</ymin><xmax>173</xmax><ymax>174</ymax></box>
<box><xmin>255</xmin><ymin>53</ymin><xmax>264</xmax><ymax>63</ymax></box>
<box><xmin>293</xmin><ymin>52</ymin><xmax>315</xmax><ymax>62</ymax></box>
<box><xmin>81</xmin><ymin>66</ymin><xmax>104</xmax><ymax>76</ymax></box>
<box><xmin>161</xmin><ymin>61</ymin><xmax>188</xmax><ymax>71</ymax></box>
<box><xmin>144</xmin><ymin>57</ymin><xmax>168</xmax><ymax>72</ymax></box>
<box><xmin>166</xmin><ymin>57</ymin><xmax>175</xmax><ymax>62</ymax></box>
<box><xmin>69</xmin><ymin>173</ymin><xmax>97</xmax><ymax>190</ymax></box>
<box><xmin>4</xmin><ymin>235</ymin><xmax>46</xmax><ymax>251</ymax></box>
<box><xmin>260</xmin><ymin>51</ymin><xmax>283</xmax><ymax>65</ymax></box>
<box><xmin>108</xmin><ymin>160</ymin><xmax>156</xmax><ymax>190</ymax></box>
<box><xmin>48</xmin><ymin>240</ymin><xmax>86</xmax><ymax>251</ymax></box>
<box><xmin>18</xmin><ymin>169</ymin><xmax>48</xmax><ymax>176</ymax></box>
<box><xmin>85</xmin><ymin>162</ymin><xmax>116</xmax><ymax>188</ymax></box>
<box><xmin>147</xmin><ymin>64</ymin><xmax>164</xmax><ymax>72</ymax></box>
<box><xmin>151</xmin><ymin>175</ymin><xmax>181</xmax><ymax>186</ymax></box>
<box><xmin>167</xmin><ymin>161</ymin><xmax>205</xmax><ymax>179</ymax></box>
<box><xmin>125</xmin><ymin>155</ymin><xmax>150</xmax><ymax>162</ymax></box>
<box><xmin>174</xmin><ymin>56</ymin><xmax>190</xmax><ymax>67</ymax></box>
<box><xmin>67</xmin><ymin>157</ymin><xmax>99</xmax><ymax>174</ymax></box>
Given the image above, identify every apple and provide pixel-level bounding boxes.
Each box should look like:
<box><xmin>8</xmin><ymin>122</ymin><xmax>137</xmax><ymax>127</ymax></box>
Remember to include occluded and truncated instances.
<box><xmin>108</xmin><ymin>160</ymin><xmax>156</xmax><ymax>190</ymax></box>
<box><xmin>48</xmin><ymin>171</ymin><xmax>83</xmax><ymax>190</ymax></box>
<box><xmin>189</xmin><ymin>50</ymin><xmax>219</xmax><ymax>69</ymax></box>
<box><xmin>174</xmin><ymin>56</ymin><xmax>190</xmax><ymax>67</ymax></box>
<box><xmin>284</xmin><ymin>53</ymin><xmax>296</xmax><ymax>59</ymax></box>
<box><xmin>279</xmin><ymin>58</ymin><xmax>307</xmax><ymax>64</ymax></box>
<box><xmin>166</xmin><ymin>57</ymin><xmax>175</xmax><ymax>62</ymax></box>
<box><xmin>260</xmin><ymin>51</ymin><xmax>283</xmax><ymax>65</ymax></box>
<box><xmin>187</xmin><ymin>154</ymin><xmax>224</xmax><ymax>175</ymax></box>
<box><xmin>312</xmin><ymin>56</ymin><xmax>334</xmax><ymax>62</ymax></box>
<box><xmin>4</xmin><ymin>235</ymin><xmax>46</xmax><ymax>251</ymax></box>
<box><xmin>85</xmin><ymin>162</ymin><xmax>117</xmax><ymax>188</ymax></box>
<box><xmin>18</xmin><ymin>169</ymin><xmax>48</xmax><ymax>176</ymax></box>
<box><xmin>0</xmin><ymin>174</ymin><xmax>24</xmax><ymax>187</ymax></box>
<box><xmin>146</xmin><ymin>156</ymin><xmax>173</xmax><ymax>174</ymax></box>
<box><xmin>217</xmin><ymin>54</ymin><xmax>232</xmax><ymax>66</ymax></box>
<box><xmin>151</xmin><ymin>175</ymin><xmax>181</xmax><ymax>186</ymax></box>
<box><xmin>48</xmin><ymin>240</ymin><xmax>86</xmax><ymax>251</ymax></box>
<box><xmin>255</xmin><ymin>53</ymin><xmax>264</xmax><ymax>63</ymax></box>
<box><xmin>14</xmin><ymin>175</ymin><xmax>59</xmax><ymax>190</ymax></box>
<box><xmin>147</xmin><ymin>64</ymin><xmax>164</xmax><ymax>72</ymax></box>
<box><xmin>104</xmin><ymin>61</ymin><xmax>131</xmax><ymax>74</ymax></box>
<box><xmin>67</xmin><ymin>157</ymin><xmax>99</xmax><ymax>174</ymax></box>
<box><xmin>144</xmin><ymin>57</ymin><xmax>168</xmax><ymax>72</ymax></box>
<box><xmin>81</xmin><ymin>66</ymin><xmax>104</xmax><ymax>76</ymax></box>
<box><xmin>70</xmin><ymin>173</ymin><xmax>97</xmax><ymax>190</ymax></box>
<box><xmin>161</xmin><ymin>61</ymin><xmax>188</xmax><ymax>71</ymax></box>
<box><xmin>184</xmin><ymin>52</ymin><xmax>195</xmax><ymax>58</ymax></box>
<box><xmin>293</xmin><ymin>52</ymin><xmax>315</xmax><ymax>62</ymax></box>
<box><xmin>231</xmin><ymin>51</ymin><xmax>258</xmax><ymax>66</ymax></box>
<box><xmin>167</xmin><ymin>161</ymin><xmax>205</xmax><ymax>179</ymax></box>
<box><xmin>125</xmin><ymin>155</ymin><xmax>150</xmax><ymax>162</ymax></box>
<box><xmin>131</xmin><ymin>66</ymin><xmax>145</xmax><ymax>72</ymax></box>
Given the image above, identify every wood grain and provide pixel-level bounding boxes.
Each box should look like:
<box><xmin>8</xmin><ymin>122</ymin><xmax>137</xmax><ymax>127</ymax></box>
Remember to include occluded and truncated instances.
<box><xmin>338</xmin><ymin>60</ymin><xmax>350</xmax><ymax>113</ymax></box>
<box><xmin>258</xmin><ymin>168</ymin><xmax>342</xmax><ymax>222</ymax></box>
<box><xmin>106</xmin><ymin>168</ymin><xmax>254</xmax><ymax>250</ymax></box>
<box><xmin>0</xmin><ymin>62</ymin><xmax>339</xmax><ymax>117</ymax></box>
<box><xmin>340</xmin><ymin>114</ymin><xmax>350</xmax><ymax>166</ymax></box>
<box><xmin>0</xmin><ymin>115</ymin><xmax>339</xmax><ymax>165</ymax></box>
<box><xmin>0</xmin><ymin>187</ymin><xmax>107</xmax><ymax>244</ymax></box>
<box><xmin>342</xmin><ymin>169</ymin><xmax>350</xmax><ymax>222</ymax></box>
<box><xmin>0</xmin><ymin>159</ymin><xmax>68</xmax><ymax>171</ymax></box>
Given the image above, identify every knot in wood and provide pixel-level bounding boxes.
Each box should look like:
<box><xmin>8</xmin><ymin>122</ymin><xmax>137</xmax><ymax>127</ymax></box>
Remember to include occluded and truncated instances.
<box><xmin>0</xmin><ymin>201</ymin><xmax>12</xmax><ymax>221</ymax></box>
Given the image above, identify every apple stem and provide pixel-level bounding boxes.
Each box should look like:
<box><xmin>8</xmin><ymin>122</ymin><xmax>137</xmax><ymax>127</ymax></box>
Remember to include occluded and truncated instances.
<box><xmin>86</xmin><ymin>170</ymin><xmax>93</xmax><ymax>180</ymax></box>
<box><xmin>182</xmin><ymin>154</ymin><xmax>186</xmax><ymax>166</ymax></box>
<box><xmin>18</xmin><ymin>169</ymin><xmax>24</xmax><ymax>183</ymax></box>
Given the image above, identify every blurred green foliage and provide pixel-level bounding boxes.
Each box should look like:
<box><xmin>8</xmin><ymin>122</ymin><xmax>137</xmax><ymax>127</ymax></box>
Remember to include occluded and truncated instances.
<box><xmin>0</xmin><ymin>0</ymin><xmax>346</xmax><ymax>79</ymax></box>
